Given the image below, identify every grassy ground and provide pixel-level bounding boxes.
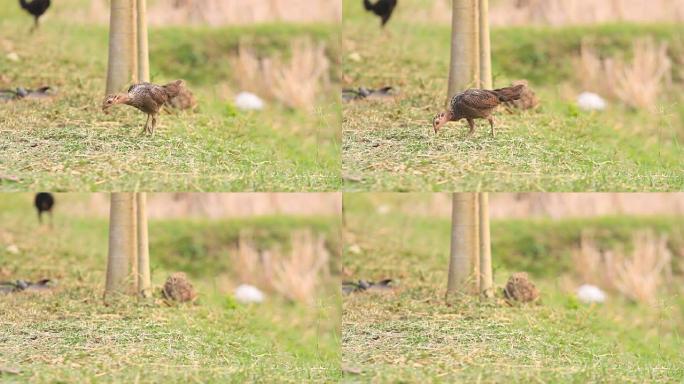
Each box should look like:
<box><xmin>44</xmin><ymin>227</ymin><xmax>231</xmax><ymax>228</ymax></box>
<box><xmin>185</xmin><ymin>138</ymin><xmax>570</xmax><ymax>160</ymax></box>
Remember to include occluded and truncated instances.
<box><xmin>342</xmin><ymin>194</ymin><xmax>684</xmax><ymax>382</ymax></box>
<box><xmin>342</xmin><ymin>0</ymin><xmax>684</xmax><ymax>191</ymax></box>
<box><xmin>0</xmin><ymin>194</ymin><xmax>341</xmax><ymax>383</ymax></box>
<box><xmin>0</xmin><ymin>4</ymin><xmax>340</xmax><ymax>191</ymax></box>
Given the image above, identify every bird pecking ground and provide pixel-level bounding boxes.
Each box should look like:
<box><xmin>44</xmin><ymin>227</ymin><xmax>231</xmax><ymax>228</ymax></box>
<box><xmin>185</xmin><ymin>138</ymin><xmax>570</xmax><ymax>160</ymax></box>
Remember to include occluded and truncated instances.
<box><xmin>342</xmin><ymin>194</ymin><xmax>684</xmax><ymax>383</ymax></box>
<box><xmin>0</xmin><ymin>5</ymin><xmax>340</xmax><ymax>191</ymax></box>
<box><xmin>342</xmin><ymin>0</ymin><xmax>684</xmax><ymax>191</ymax></box>
<box><xmin>0</xmin><ymin>194</ymin><xmax>341</xmax><ymax>383</ymax></box>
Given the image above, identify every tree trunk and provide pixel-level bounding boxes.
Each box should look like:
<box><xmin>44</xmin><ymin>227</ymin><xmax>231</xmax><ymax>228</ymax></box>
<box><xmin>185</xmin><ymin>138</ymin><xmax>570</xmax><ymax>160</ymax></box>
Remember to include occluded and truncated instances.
<box><xmin>447</xmin><ymin>193</ymin><xmax>480</xmax><ymax>296</ymax></box>
<box><xmin>447</xmin><ymin>0</ymin><xmax>480</xmax><ymax>101</ymax></box>
<box><xmin>105</xmin><ymin>193</ymin><xmax>136</xmax><ymax>298</ymax></box>
<box><xmin>479</xmin><ymin>0</ymin><xmax>492</xmax><ymax>89</ymax></box>
<box><xmin>106</xmin><ymin>0</ymin><xmax>138</xmax><ymax>94</ymax></box>
<box><xmin>130</xmin><ymin>195</ymin><xmax>138</xmax><ymax>294</ymax></box>
<box><xmin>478</xmin><ymin>193</ymin><xmax>493</xmax><ymax>298</ymax></box>
<box><xmin>137</xmin><ymin>0</ymin><xmax>150</xmax><ymax>82</ymax></box>
<box><xmin>136</xmin><ymin>193</ymin><xmax>152</xmax><ymax>297</ymax></box>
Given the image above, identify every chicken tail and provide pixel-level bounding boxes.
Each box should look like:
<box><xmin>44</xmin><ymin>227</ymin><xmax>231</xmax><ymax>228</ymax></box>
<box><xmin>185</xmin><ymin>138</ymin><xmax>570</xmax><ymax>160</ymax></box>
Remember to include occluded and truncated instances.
<box><xmin>162</xmin><ymin>80</ymin><xmax>184</xmax><ymax>98</ymax></box>
<box><xmin>493</xmin><ymin>84</ymin><xmax>525</xmax><ymax>102</ymax></box>
<box><xmin>363</xmin><ymin>0</ymin><xmax>373</xmax><ymax>11</ymax></box>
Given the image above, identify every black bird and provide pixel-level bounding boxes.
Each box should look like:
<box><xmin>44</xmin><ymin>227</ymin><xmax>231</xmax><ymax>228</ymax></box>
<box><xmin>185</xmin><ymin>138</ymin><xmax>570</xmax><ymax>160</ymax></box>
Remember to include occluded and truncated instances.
<box><xmin>363</xmin><ymin>0</ymin><xmax>397</xmax><ymax>27</ymax></box>
<box><xmin>19</xmin><ymin>0</ymin><xmax>51</xmax><ymax>30</ymax></box>
<box><xmin>34</xmin><ymin>192</ymin><xmax>54</xmax><ymax>225</ymax></box>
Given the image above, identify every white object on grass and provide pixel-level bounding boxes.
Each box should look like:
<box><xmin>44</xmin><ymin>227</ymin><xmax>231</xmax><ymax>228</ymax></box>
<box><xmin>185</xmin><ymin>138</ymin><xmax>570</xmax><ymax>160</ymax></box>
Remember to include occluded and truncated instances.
<box><xmin>348</xmin><ymin>52</ymin><xmax>362</xmax><ymax>62</ymax></box>
<box><xmin>6</xmin><ymin>245</ymin><xmax>19</xmax><ymax>255</ymax></box>
<box><xmin>577</xmin><ymin>92</ymin><xmax>606</xmax><ymax>111</ymax></box>
<box><xmin>235</xmin><ymin>92</ymin><xmax>264</xmax><ymax>111</ymax></box>
<box><xmin>577</xmin><ymin>284</ymin><xmax>606</xmax><ymax>304</ymax></box>
<box><xmin>235</xmin><ymin>284</ymin><xmax>265</xmax><ymax>304</ymax></box>
<box><xmin>348</xmin><ymin>244</ymin><xmax>362</xmax><ymax>255</ymax></box>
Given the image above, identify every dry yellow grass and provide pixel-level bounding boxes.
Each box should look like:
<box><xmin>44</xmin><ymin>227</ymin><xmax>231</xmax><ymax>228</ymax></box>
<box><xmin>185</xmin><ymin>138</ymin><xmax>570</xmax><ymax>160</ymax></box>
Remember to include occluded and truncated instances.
<box><xmin>576</xmin><ymin>38</ymin><xmax>671</xmax><ymax>110</ymax></box>
<box><xmin>229</xmin><ymin>230</ymin><xmax>331</xmax><ymax>305</ymax></box>
<box><xmin>572</xmin><ymin>230</ymin><xmax>674</xmax><ymax>304</ymax></box>
<box><xmin>232</xmin><ymin>39</ymin><xmax>331</xmax><ymax>112</ymax></box>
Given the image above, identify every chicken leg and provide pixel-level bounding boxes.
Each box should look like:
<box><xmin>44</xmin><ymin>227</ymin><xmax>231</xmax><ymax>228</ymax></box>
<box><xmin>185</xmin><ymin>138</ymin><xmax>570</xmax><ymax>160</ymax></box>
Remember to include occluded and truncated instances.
<box><xmin>141</xmin><ymin>114</ymin><xmax>151</xmax><ymax>135</ymax></box>
<box><xmin>151</xmin><ymin>114</ymin><xmax>158</xmax><ymax>136</ymax></box>
<box><xmin>466</xmin><ymin>118</ymin><xmax>476</xmax><ymax>135</ymax></box>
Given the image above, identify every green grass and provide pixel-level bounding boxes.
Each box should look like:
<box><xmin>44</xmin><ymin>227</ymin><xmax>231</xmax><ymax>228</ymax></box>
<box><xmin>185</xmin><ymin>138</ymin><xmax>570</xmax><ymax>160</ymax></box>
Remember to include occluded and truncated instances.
<box><xmin>0</xmin><ymin>194</ymin><xmax>341</xmax><ymax>383</ymax></box>
<box><xmin>342</xmin><ymin>194</ymin><xmax>684</xmax><ymax>382</ymax></box>
<box><xmin>342</xmin><ymin>0</ymin><xmax>684</xmax><ymax>191</ymax></box>
<box><xmin>0</xmin><ymin>5</ymin><xmax>340</xmax><ymax>191</ymax></box>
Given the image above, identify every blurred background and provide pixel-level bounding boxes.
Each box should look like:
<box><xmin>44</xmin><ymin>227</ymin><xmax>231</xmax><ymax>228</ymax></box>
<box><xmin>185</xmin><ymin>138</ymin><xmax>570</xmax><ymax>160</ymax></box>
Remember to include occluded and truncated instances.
<box><xmin>420</xmin><ymin>0</ymin><xmax>684</xmax><ymax>25</ymax></box>
<box><xmin>345</xmin><ymin>193</ymin><xmax>684</xmax><ymax>302</ymax></box>
<box><xmin>1</xmin><ymin>192</ymin><xmax>341</xmax><ymax>303</ymax></box>
<box><xmin>80</xmin><ymin>0</ymin><xmax>341</xmax><ymax>25</ymax></box>
<box><xmin>355</xmin><ymin>192</ymin><xmax>684</xmax><ymax>219</ymax></box>
<box><xmin>48</xmin><ymin>192</ymin><xmax>341</xmax><ymax>218</ymax></box>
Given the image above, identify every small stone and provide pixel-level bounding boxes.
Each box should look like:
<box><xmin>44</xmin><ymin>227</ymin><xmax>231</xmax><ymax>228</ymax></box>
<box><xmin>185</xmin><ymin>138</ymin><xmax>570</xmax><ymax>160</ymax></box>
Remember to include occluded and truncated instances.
<box><xmin>234</xmin><ymin>284</ymin><xmax>265</xmax><ymax>304</ymax></box>
<box><xmin>348</xmin><ymin>244</ymin><xmax>362</xmax><ymax>255</ymax></box>
<box><xmin>234</xmin><ymin>92</ymin><xmax>264</xmax><ymax>111</ymax></box>
<box><xmin>577</xmin><ymin>92</ymin><xmax>606</xmax><ymax>111</ymax></box>
<box><xmin>6</xmin><ymin>52</ymin><xmax>19</xmax><ymax>62</ymax></box>
<box><xmin>577</xmin><ymin>284</ymin><xmax>606</xmax><ymax>304</ymax></box>
<box><xmin>348</xmin><ymin>52</ymin><xmax>362</xmax><ymax>62</ymax></box>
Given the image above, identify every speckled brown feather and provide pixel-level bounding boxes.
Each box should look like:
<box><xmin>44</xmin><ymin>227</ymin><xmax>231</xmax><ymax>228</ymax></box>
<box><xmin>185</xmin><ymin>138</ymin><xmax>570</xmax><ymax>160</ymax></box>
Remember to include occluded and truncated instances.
<box><xmin>125</xmin><ymin>82</ymin><xmax>180</xmax><ymax>114</ymax></box>
<box><xmin>162</xmin><ymin>272</ymin><xmax>197</xmax><ymax>303</ymax></box>
<box><xmin>504</xmin><ymin>80</ymin><xmax>539</xmax><ymax>111</ymax></box>
<box><xmin>504</xmin><ymin>272</ymin><xmax>539</xmax><ymax>303</ymax></box>
<box><xmin>448</xmin><ymin>85</ymin><xmax>525</xmax><ymax>120</ymax></box>
<box><xmin>103</xmin><ymin>80</ymin><xmax>186</xmax><ymax>135</ymax></box>
<box><xmin>434</xmin><ymin>84</ymin><xmax>525</xmax><ymax>136</ymax></box>
<box><xmin>166</xmin><ymin>84</ymin><xmax>197</xmax><ymax>111</ymax></box>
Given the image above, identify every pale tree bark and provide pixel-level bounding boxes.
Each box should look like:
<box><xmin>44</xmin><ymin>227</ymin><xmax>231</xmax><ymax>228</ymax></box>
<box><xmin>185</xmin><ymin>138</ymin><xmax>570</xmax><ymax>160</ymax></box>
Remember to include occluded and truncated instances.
<box><xmin>479</xmin><ymin>0</ymin><xmax>492</xmax><ymax>89</ymax></box>
<box><xmin>478</xmin><ymin>193</ymin><xmax>493</xmax><ymax>298</ymax></box>
<box><xmin>447</xmin><ymin>0</ymin><xmax>480</xmax><ymax>101</ymax></box>
<box><xmin>130</xmin><ymin>195</ymin><xmax>138</xmax><ymax>293</ymax></box>
<box><xmin>105</xmin><ymin>193</ymin><xmax>136</xmax><ymax>298</ymax></box>
<box><xmin>137</xmin><ymin>0</ymin><xmax>150</xmax><ymax>82</ymax></box>
<box><xmin>106</xmin><ymin>0</ymin><xmax>138</xmax><ymax>94</ymax></box>
<box><xmin>447</xmin><ymin>193</ymin><xmax>480</xmax><ymax>296</ymax></box>
<box><xmin>137</xmin><ymin>193</ymin><xmax>152</xmax><ymax>297</ymax></box>
<box><xmin>131</xmin><ymin>0</ymin><xmax>138</xmax><ymax>83</ymax></box>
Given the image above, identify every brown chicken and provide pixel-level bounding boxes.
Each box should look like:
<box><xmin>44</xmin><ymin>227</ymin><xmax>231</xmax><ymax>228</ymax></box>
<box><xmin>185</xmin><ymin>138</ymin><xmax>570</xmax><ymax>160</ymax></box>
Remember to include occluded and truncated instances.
<box><xmin>165</xmin><ymin>85</ymin><xmax>197</xmax><ymax>112</ymax></box>
<box><xmin>503</xmin><ymin>272</ymin><xmax>539</xmax><ymax>303</ymax></box>
<box><xmin>503</xmin><ymin>80</ymin><xmax>539</xmax><ymax>111</ymax></box>
<box><xmin>432</xmin><ymin>84</ymin><xmax>524</xmax><ymax>136</ymax></box>
<box><xmin>162</xmin><ymin>272</ymin><xmax>197</xmax><ymax>303</ymax></box>
<box><xmin>102</xmin><ymin>80</ymin><xmax>184</xmax><ymax>135</ymax></box>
